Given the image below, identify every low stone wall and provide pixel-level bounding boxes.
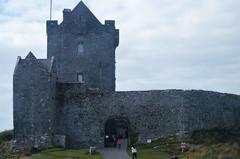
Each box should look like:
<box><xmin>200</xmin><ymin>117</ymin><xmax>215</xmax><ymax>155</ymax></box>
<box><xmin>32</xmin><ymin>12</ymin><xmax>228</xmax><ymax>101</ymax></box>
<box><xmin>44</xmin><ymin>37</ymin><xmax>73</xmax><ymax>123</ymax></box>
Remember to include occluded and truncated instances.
<box><xmin>55</xmin><ymin>83</ymin><xmax>240</xmax><ymax>148</ymax></box>
<box><xmin>14</xmin><ymin>135</ymin><xmax>52</xmax><ymax>148</ymax></box>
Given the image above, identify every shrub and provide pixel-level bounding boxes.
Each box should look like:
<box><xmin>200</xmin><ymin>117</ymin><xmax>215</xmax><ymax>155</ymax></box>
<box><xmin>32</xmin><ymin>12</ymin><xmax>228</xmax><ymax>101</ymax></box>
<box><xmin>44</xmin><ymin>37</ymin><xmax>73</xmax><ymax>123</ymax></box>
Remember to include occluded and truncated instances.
<box><xmin>0</xmin><ymin>130</ymin><xmax>14</xmax><ymax>143</ymax></box>
<box><xmin>0</xmin><ymin>141</ymin><xmax>23</xmax><ymax>159</ymax></box>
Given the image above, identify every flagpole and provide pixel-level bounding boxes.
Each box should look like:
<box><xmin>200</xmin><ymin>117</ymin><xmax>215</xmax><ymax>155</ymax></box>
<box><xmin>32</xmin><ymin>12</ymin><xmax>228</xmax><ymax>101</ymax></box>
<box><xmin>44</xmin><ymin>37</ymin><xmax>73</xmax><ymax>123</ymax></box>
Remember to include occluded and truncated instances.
<box><xmin>50</xmin><ymin>0</ymin><xmax>52</xmax><ymax>20</ymax></box>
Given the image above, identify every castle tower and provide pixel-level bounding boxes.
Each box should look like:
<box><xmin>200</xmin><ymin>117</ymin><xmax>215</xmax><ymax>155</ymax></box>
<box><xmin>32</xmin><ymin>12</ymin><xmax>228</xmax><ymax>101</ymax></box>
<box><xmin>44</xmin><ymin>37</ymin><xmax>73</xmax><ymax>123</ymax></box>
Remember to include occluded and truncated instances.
<box><xmin>47</xmin><ymin>1</ymin><xmax>119</xmax><ymax>91</ymax></box>
<box><xmin>13</xmin><ymin>52</ymin><xmax>56</xmax><ymax>147</ymax></box>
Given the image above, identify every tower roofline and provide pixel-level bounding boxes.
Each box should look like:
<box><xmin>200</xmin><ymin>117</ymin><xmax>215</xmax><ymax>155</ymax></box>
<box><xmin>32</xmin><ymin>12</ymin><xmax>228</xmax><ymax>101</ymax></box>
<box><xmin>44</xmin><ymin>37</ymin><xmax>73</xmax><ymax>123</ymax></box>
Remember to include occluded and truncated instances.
<box><xmin>72</xmin><ymin>1</ymin><xmax>88</xmax><ymax>12</ymax></box>
<box><xmin>25</xmin><ymin>51</ymin><xmax>37</xmax><ymax>60</ymax></box>
<box><xmin>70</xmin><ymin>1</ymin><xmax>101</xmax><ymax>25</ymax></box>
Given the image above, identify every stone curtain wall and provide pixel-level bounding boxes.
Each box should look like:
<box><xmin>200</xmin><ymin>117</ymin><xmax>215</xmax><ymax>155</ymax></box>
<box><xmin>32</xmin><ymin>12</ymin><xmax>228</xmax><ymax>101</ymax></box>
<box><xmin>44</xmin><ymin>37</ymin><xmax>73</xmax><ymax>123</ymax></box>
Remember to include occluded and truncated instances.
<box><xmin>55</xmin><ymin>83</ymin><xmax>240</xmax><ymax>148</ymax></box>
<box><xmin>183</xmin><ymin>91</ymin><xmax>240</xmax><ymax>132</ymax></box>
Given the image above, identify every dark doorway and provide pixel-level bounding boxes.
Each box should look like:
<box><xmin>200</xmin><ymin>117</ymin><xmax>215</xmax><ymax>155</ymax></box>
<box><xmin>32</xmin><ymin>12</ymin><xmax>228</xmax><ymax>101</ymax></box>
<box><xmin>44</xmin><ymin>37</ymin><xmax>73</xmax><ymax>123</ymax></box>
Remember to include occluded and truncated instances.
<box><xmin>104</xmin><ymin>118</ymin><xmax>129</xmax><ymax>147</ymax></box>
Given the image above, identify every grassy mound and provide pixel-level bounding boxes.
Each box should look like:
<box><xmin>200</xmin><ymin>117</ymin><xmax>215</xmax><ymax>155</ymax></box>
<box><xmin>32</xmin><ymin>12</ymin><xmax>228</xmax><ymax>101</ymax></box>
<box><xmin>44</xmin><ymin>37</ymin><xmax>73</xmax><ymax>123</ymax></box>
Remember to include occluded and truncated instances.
<box><xmin>128</xmin><ymin>129</ymin><xmax>240</xmax><ymax>159</ymax></box>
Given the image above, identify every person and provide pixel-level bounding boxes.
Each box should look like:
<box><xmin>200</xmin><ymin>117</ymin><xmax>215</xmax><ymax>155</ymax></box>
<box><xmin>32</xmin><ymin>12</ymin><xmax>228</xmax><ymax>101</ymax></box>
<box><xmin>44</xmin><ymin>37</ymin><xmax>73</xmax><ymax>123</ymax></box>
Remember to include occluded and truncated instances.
<box><xmin>117</xmin><ymin>138</ymin><xmax>123</xmax><ymax>149</ymax></box>
<box><xmin>171</xmin><ymin>155</ymin><xmax>178</xmax><ymax>159</ymax></box>
<box><xmin>131</xmin><ymin>145</ymin><xmax>137</xmax><ymax>159</ymax></box>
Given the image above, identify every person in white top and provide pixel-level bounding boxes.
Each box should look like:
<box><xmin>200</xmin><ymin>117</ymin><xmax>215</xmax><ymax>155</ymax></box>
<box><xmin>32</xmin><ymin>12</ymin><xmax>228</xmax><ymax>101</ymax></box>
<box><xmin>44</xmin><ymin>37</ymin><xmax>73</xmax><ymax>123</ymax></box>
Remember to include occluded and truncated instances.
<box><xmin>131</xmin><ymin>145</ymin><xmax>137</xmax><ymax>159</ymax></box>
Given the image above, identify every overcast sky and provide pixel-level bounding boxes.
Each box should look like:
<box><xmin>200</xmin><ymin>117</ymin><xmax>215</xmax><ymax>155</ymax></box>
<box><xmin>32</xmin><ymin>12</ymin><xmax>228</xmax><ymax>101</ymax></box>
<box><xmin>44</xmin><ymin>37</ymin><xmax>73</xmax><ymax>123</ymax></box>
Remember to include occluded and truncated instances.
<box><xmin>0</xmin><ymin>0</ymin><xmax>240</xmax><ymax>131</ymax></box>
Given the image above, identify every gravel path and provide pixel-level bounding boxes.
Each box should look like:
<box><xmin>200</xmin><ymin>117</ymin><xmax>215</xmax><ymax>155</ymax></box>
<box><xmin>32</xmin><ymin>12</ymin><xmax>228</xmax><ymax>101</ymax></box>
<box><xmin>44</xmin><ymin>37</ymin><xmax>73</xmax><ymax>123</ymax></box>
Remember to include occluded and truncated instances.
<box><xmin>99</xmin><ymin>148</ymin><xmax>131</xmax><ymax>159</ymax></box>
<box><xmin>99</xmin><ymin>140</ymin><xmax>131</xmax><ymax>159</ymax></box>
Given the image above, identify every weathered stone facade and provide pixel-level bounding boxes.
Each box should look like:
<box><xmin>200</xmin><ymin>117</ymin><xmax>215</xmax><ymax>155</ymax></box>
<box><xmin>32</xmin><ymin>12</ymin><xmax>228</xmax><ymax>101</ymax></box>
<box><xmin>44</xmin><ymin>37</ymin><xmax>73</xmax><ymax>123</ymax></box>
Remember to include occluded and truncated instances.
<box><xmin>13</xmin><ymin>53</ymin><xmax>56</xmax><ymax>148</ymax></box>
<box><xmin>47</xmin><ymin>1</ymin><xmax>118</xmax><ymax>91</ymax></box>
<box><xmin>13</xmin><ymin>1</ymin><xmax>240</xmax><ymax>149</ymax></box>
<box><xmin>55</xmin><ymin>84</ymin><xmax>240</xmax><ymax>148</ymax></box>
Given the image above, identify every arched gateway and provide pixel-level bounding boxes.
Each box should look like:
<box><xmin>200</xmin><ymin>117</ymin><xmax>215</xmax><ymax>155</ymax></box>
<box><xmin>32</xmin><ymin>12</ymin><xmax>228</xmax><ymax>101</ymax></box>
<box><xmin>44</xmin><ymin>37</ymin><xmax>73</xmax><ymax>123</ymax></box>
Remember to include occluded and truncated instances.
<box><xmin>104</xmin><ymin>118</ymin><xmax>129</xmax><ymax>147</ymax></box>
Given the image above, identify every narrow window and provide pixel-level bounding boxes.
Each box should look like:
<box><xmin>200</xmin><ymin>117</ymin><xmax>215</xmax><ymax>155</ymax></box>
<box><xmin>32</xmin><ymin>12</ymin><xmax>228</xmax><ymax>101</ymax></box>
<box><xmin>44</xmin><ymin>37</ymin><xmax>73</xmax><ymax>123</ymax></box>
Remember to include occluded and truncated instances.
<box><xmin>78</xmin><ymin>42</ymin><xmax>84</xmax><ymax>55</ymax></box>
<box><xmin>77</xmin><ymin>73</ymin><xmax>84</xmax><ymax>83</ymax></box>
<box><xmin>79</xmin><ymin>16</ymin><xmax>83</xmax><ymax>22</ymax></box>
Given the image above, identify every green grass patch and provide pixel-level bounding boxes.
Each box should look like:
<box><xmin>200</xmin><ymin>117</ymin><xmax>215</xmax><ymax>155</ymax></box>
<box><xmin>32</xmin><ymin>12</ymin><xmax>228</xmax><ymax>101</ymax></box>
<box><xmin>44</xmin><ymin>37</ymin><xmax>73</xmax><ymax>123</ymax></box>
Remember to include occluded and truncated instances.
<box><xmin>191</xmin><ymin>128</ymin><xmax>240</xmax><ymax>144</ymax></box>
<box><xmin>128</xmin><ymin>136</ymin><xmax>187</xmax><ymax>159</ymax></box>
<box><xmin>28</xmin><ymin>148</ymin><xmax>103</xmax><ymax>159</ymax></box>
<box><xmin>185</xmin><ymin>143</ymin><xmax>240</xmax><ymax>159</ymax></box>
<box><xmin>128</xmin><ymin>129</ymin><xmax>240</xmax><ymax>159</ymax></box>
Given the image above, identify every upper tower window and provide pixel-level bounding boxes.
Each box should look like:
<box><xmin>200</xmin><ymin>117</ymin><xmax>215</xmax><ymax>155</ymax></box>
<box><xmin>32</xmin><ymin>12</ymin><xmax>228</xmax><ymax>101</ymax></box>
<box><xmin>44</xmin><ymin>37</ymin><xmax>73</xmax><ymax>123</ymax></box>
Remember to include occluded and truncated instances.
<box><xmin>77</xmin><ymin>73</ymin><xmax>84</xmax><ymax>83</ymax></box>
<box><xmin>78</xmin><ymin>42</ymin><xmax>84</xmax><ymax>55</ymax></box>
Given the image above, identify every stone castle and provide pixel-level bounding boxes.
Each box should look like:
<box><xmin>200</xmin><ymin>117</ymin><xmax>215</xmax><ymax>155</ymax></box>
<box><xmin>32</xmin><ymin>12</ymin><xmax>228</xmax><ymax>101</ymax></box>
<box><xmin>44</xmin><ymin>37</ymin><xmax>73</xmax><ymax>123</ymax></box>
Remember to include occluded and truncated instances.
<box><xmin>13</xmin><ymin>1</ymin><xmax>240</xmax><ymax>148</ymax></box>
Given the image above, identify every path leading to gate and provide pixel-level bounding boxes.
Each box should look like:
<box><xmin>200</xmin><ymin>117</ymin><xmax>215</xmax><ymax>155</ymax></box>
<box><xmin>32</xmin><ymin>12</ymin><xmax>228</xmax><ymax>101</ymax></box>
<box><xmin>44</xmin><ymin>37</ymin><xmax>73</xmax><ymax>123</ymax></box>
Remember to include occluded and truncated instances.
<box><xmin>99</xmin><ymin>148</ymin><xmax>131</xmax><ymax>159</ymax></box>
<box><xmin>98</xmin><ymin>140</ymin><xmax>131</xmax><ymax>159</ymax></box>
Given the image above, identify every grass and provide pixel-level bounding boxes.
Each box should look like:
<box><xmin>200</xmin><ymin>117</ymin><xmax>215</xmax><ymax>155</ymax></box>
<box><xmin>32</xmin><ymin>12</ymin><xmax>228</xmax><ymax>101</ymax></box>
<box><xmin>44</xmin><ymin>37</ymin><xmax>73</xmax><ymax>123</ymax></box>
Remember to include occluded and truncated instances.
<box><xmin>128</xmin><ymin>129</ymin><xmax>240</xmax><ymax>159</ymax></box>
<box><xmin>0</xmin><ymin>130</ymin><xmax>103</xmax><ymax>159</ymax></box>
<box><xmin>185</xmin><ymin>143</ymin><xmax>240</xmax><ymax>159</ymax></box>
<box><xmin>1</xmin><ymin>129</ymin><xmax>240</xmax><ymax>159</ymax></box>
<box><xmin>128</xmin><ymin>136</ymin><xmax>187</xmax><ymax>159</ymax></box>
<box><xmin>24</xmin><ymin>148</ymin><xmax>104</xmax><ymax>159</ymax></box>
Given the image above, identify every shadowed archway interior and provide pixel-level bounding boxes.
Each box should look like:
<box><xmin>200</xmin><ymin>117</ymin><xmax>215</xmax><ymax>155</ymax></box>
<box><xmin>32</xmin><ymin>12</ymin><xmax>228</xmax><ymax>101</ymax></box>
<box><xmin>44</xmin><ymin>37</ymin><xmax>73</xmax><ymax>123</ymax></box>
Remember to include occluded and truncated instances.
<box><xmin>104</xmin><ymin>118</ymin><xmax>129</xmax><ymax>147</ymax></box>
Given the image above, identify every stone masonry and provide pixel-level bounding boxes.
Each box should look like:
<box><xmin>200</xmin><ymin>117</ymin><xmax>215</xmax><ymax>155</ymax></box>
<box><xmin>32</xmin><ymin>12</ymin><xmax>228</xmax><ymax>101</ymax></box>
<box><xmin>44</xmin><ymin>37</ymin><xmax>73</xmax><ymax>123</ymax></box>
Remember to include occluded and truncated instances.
<box><xmin>13</xmin><ymin>1</ymin><xmax>240</xmax><ymax>149</ymax></box>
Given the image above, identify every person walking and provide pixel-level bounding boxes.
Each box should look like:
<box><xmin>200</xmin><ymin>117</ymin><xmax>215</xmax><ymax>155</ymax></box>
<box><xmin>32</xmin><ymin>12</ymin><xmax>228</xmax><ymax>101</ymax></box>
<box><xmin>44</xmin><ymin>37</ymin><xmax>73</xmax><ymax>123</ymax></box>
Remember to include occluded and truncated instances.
<box><xmin>131</xmin><ymin>145</ymin><xmax>137</xmax><ymax>159</ymax></box>
<box><xmin>117</xmin><ymin>138</ymin><xmax>123</xmax><ymax>149</ymax></box>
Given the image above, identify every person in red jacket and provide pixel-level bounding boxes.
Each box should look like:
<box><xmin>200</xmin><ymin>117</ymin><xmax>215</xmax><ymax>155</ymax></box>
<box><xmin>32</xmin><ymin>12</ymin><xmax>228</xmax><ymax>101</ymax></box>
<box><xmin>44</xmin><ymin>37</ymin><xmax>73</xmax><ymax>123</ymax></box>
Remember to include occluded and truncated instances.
<box><xmin>117</xmin><ymin>138</ymin><xmax>123</xmax><ymax>149</ymax></box>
